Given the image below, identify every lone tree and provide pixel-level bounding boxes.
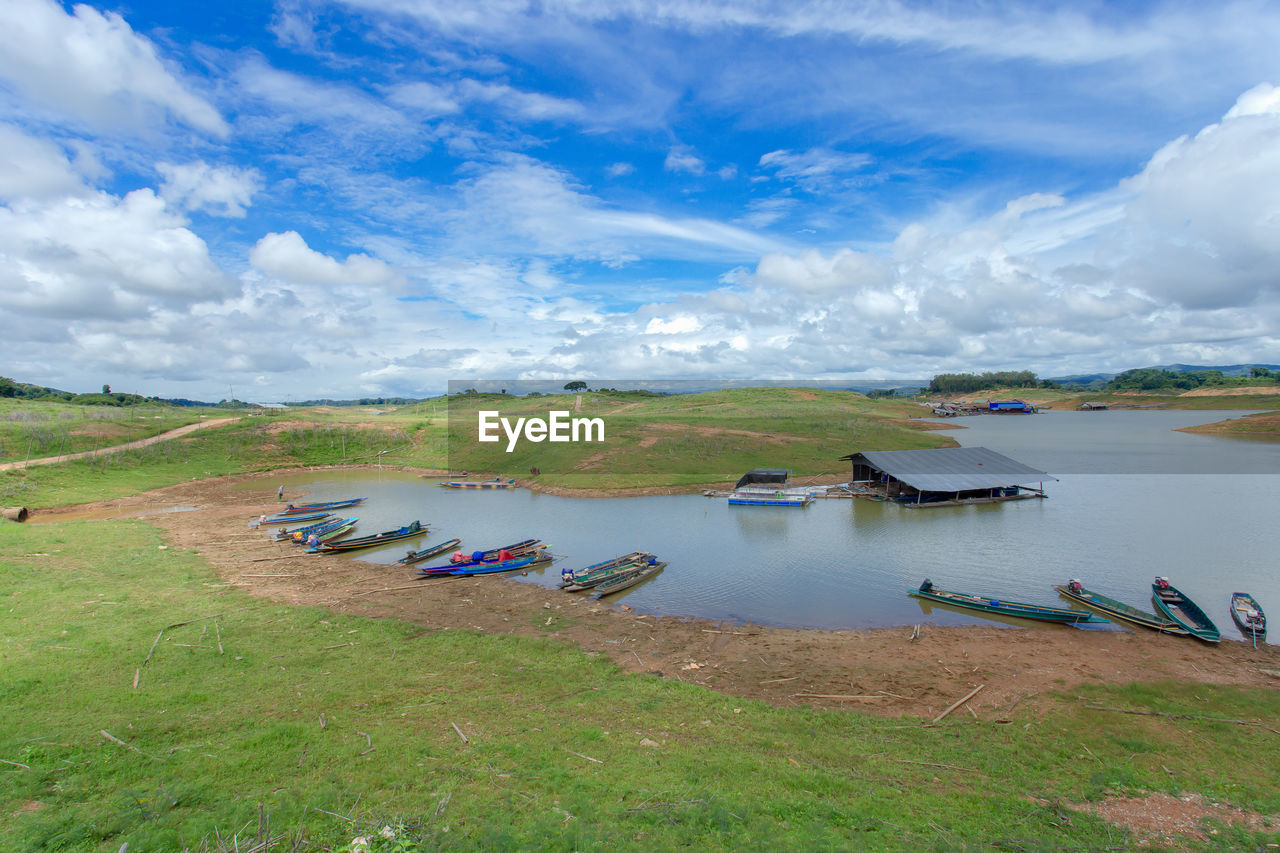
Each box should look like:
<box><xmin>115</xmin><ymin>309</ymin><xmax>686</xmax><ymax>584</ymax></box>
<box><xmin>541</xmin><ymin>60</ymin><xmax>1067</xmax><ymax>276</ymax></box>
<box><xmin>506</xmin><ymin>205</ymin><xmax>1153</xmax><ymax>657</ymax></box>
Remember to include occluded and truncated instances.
<box><xmin>102</xmin><ymin>383</ymin><xmax>111</xmax><ymax>394</ymax></box>
<box><xmin>563</xmin><ymin>381</ymin><xmax>588</xmax><ymax>392</ymax></box>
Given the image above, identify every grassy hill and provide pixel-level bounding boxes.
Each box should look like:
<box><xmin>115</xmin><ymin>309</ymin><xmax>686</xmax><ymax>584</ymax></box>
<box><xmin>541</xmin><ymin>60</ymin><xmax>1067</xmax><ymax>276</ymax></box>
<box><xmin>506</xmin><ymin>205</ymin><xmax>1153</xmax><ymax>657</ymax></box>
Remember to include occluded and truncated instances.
<box><xmin>442</xmin><ymin>388</ymin><xmax>955</xmax><ymax>490</ymax></box>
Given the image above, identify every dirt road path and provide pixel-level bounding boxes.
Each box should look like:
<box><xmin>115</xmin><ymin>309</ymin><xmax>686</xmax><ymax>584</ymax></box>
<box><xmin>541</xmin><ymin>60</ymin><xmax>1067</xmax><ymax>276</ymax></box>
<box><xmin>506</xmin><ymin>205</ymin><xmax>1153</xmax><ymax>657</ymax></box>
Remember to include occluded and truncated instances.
<box><xmin>0</xmin><ymin>417</ymin><xmax>239</xmax><ymax>471</ymax></box>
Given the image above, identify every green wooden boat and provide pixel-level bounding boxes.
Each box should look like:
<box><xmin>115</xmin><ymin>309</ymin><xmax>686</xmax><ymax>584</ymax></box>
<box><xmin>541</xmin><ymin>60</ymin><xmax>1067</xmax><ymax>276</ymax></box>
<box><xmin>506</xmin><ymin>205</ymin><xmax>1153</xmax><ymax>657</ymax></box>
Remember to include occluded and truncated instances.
<box><xmin>594</xmin><ymin>561</ymin><xmax>667</xmax><ymax>598</ymax></box>
<box><xmin>1055</xmin><ymin>580</ymin><xmax>1188</xmax><ymax>635</ymax></box>
<box><xmin>309</xmin><ymin>520</ymin><xmax>425</xmax><ymax>553</ymax></box>
<box><xmin>559</xmin><ymin>551</ymin><xmax>652</xmax><ymax>591</ymax></box>
<box><xmin>1152</xmin><ymin>577</ymin><xmax>1220</xmax><ymax>643</ymax></box>
<box><xmin>909</xmin><ymin>580</ymin><xmax>1108</xmax><ymax>625</ymax></box>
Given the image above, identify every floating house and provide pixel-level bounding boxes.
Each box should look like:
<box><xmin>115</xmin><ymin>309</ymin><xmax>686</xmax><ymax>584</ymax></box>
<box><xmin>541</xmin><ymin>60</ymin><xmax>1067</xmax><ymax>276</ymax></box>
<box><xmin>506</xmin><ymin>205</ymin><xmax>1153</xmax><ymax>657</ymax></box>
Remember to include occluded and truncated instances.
<box><xmin>723</xmin><ymin>468</ymin><xmax>814</xmax><ymax>507</ymax></box>
<box><xmin>838</xmin><ymin>447</ymin><xmax>1054</xmax><ymax>507</ymax></box>
<box><xmin>1079</xmin><ymin>401</ymin><xmax>1108</xmax><ymax>411</ymax></box>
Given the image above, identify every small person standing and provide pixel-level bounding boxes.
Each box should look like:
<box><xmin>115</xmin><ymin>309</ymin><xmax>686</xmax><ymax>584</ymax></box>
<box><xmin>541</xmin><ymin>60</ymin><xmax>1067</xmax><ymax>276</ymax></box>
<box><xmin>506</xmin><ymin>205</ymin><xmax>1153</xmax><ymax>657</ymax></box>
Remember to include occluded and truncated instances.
<box><xmin>277</xmin><ymin>485</ymin><xmax>285</xmax><ymax>501</ymax></box>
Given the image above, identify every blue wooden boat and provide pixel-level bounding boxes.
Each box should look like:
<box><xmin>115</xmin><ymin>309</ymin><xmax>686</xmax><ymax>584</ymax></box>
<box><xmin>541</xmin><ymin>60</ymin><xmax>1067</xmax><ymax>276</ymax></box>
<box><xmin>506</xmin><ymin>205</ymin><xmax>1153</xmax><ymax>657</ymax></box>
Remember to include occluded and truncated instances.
<box><xmin>286</xmin><ymin>516</ymin><xmax>357</xmax><ymax>544</ymax></box>
<box><xmin>417</xmin><ymin>540</ymin><xmax>543</xmax><ymax>575</ymax></box>
<box><xmin>1151</xmin><ymin>577</ymin><xmax>1220</xmax><ymax>643</ymax></box>
<box><xmin>440</xmin><ymin>479</ymin><xmax>516</xmax><ymax>489</ymax></box>
<box><xmin>309</xmin><ymin>520</ymin><xmax>425</xmax><ymax>553</ymax></box>
<box><xmin>444</xmin><ymin>551</ymin><xmax>552</xmax><ymax>576</ymax></box>
<box><xmin>277</xmin><ymin>497</ymin><xmax>365</xmax><ymax>515</ymax></box>
<box><xmin>272</xmin><ymin>515</ymin><xmax>341</xmax><ymax>541</ymax></box>
<box><xmin>910</xmin><ymin>580</ymin><xmax>1108</xmax><ymax>625</ymax></box>
<box><xmin>252</xmin><ymin>511</ymin><xmax>330</xmax><ymax>527</ymax></box>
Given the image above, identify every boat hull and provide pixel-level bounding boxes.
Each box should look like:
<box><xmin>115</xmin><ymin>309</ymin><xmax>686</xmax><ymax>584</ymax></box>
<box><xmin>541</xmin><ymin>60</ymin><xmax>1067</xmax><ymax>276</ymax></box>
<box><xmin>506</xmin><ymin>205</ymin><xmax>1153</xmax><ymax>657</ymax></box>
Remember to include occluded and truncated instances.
<box><xmin>1151</xmin><ymin>583</ymin><xmax>1221</xmax><ymax>643</ymax></box>
<box><xmin>1054</xmin><ymin>584</ymin><xmax>1188</xmax><ymax>635</ymax></box>
<box><xmin>910</xmin><ymin>586</ymin><xmax>1107</xmax><ymax>625</ymax></box>
<box><xmin>1230</xmin><ymin>592</ymin><xmax>1267</xmax><ymax>643</ymax></box>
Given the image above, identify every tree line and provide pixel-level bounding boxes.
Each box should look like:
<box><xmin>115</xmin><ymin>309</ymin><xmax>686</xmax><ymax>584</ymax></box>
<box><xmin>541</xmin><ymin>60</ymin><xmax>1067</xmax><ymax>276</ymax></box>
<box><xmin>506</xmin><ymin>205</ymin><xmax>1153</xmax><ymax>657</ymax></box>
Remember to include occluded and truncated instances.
<box><xmin>927</xmin><ymin>371</ymin><xmax>1045</xmax><ymax>394</ymax></box>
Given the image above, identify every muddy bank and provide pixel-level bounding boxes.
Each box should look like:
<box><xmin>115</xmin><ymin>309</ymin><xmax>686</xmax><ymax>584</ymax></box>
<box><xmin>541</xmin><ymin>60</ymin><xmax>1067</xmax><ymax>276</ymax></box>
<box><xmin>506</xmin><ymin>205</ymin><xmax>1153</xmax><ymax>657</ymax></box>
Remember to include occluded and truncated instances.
<box><xmin>35</xmin><ymin>470</ymin><xmax>1280</xmax><ymax>718</ymax></box>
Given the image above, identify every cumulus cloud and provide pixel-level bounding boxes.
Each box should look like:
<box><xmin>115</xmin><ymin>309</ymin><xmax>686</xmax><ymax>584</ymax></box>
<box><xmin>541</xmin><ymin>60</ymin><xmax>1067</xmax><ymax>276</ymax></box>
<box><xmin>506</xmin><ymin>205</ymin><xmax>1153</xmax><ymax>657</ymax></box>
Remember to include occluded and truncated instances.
<box><xmin>0</xmin><ymin>188</ymin><xmax>238</xmax><ymax>320</ymax></box>
<box><xmin>249</xmin><ymin>231</ymin><xmax>405</xmax><ymax>288</ymax></box>
<box><xmin>0</xmin><ymin>0</ymin><xmax>227</xmax><ymax>135</ymax></box>
<box><xmin>0</xmin><ymin>124</ymin><xmax>90</xmax><ymax>200</ymax></box>
<box><xmin>158</xmin><ymin>161</ymin><xmax>262</xmax><ymax>217</ymax></box>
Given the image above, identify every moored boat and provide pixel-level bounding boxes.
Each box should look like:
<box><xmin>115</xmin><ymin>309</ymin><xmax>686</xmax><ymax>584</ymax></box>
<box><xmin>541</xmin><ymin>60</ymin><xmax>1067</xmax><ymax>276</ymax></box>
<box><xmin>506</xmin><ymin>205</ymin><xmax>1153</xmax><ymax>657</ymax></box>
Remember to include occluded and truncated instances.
<box><xmin>728</xmin><ymin>492</ymin><xmax>813</xmax><ymax>507</ymax></box>
<box><xmin>277</xmin><ymin>497</ymin><xmax>365</xmax><ymax>515</ymax></box>
<box><xmin>1151</xmin><ymin>577</ymin><xmax>1220</xmax><ymax>643</ymax></box>
<box><xmin>272</xmin><ymin>515</ymin><xmax>341</xmax><ymax>541</ymax></box>
<box><xmin>593</xmin><ymin>559</ymin><xmax>667</xmax><ymax>598</ymax></box>
<box><xmin>309</xmin><ymin>520</ymin><xmax>425</xmax><ymax>553</ymax></box>
<box><xmin>287</xmin><ymin>515</ymin><xmax>357</xmax><ymax>544</ymax></box>
<box><xmin>440</xmin><ymin>479</ymin><xmax>516</xmax><ymax>489</ymax></box>
<box><xmin>1054</xmin><ymin>579</ymin><xmax>1188</xmax><ymax>635</ymax></box>
<box><xmin>1230</xmin><ymin>592</ymin><xmax>1267</xmax><ymax>646</ymax></box>
<box><xmin>252</xmin><ymin>510</ymin><xmax>330</xmax><ymax>527</ymax></box>
<box><xmin>398</xmin><ymin>538</ymin><xmax>463</xmax><ymax>566</ymax></box>
<box><xmin>417</xmin><ymin>540</ymin><xmax>543</xmax><ymax>575</ymax></box>
<box><xmin>559</xmin><ymin>552</ymin><xmax>652</xmax><ymax>590</ymax></box>
<box><xmin>302</xmin><ymin>519</ymin><xmax>358</xmax><ymax>547</ymax></box>
<box><xmin>443</xmin><ymin>551</ymin><xmax>553</xmax><ymax>577</ymax></box>
<box><xmin>910</xmin><ymin>579</ymin><xmax>1108</xmax><ymax>625</ymax></box>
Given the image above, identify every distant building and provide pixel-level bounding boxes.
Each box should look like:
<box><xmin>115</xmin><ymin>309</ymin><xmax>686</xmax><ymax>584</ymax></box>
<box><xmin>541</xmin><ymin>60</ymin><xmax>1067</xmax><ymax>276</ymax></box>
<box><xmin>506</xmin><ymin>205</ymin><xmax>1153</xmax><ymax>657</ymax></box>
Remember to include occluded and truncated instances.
<box><xmin>1079</xmin><ymin>401</ymin><xmax>1108</xmax><ymax>410</ymax></box>
<box><xmin>986</xmin><ymin>399</ymin><xmax>1037</xmax><ymax>413</ymax></box>
<box><xmin>839</xmin><ymin>446</ymin><xmax>1054</xmax><ymax>507</ymax></box>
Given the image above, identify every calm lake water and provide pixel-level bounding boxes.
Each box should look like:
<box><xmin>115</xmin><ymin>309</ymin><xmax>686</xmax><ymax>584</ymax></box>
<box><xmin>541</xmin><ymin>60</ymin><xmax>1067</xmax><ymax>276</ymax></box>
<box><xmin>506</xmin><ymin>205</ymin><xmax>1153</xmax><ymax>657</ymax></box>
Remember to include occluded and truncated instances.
<box><xmin>269</xmin><ymin>410</ymin><xmax>1278</xmax><ymax>641</ymax></box>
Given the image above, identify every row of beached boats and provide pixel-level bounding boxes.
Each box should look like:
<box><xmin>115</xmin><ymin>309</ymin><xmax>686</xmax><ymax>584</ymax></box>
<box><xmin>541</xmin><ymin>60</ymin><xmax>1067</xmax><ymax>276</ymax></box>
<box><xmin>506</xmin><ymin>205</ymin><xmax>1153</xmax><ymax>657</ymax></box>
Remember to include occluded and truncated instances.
<box><xmin>910</xmin><ymin>577</ymin><xmax>1268</xmax><ymax>646</ymax></box>
<box><xmin>250</xmin><ymin>498</ymin><xmax>669</xmax><ymax>598</ymax></box>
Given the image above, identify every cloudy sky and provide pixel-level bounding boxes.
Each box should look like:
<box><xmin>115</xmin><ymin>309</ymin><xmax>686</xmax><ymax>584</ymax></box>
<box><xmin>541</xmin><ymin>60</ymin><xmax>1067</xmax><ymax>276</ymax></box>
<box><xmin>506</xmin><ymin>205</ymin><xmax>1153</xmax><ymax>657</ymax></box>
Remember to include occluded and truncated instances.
<box><xmin>1</xmin><ymin>0</ymin><xmax>1279</xmax><ymax>400</ymax></box>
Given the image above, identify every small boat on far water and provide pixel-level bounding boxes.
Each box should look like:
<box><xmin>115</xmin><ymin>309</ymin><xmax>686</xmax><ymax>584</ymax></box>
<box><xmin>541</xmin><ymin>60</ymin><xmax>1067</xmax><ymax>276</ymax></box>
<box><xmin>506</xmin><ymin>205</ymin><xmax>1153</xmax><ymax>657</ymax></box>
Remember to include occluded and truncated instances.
<box><xmin>1151</xmin><ymin>577</ymin><xmax>1220</xmax><ymax>643</ymax></box>
<box><xmin>1230</xmin><ymin>592</ymin><xmax>1267</xmax><ymax>647</ymax></box>
<box><xmin>440</xmin><ymin>479</ymin><xmax>516</xmax><ymax>489</ymax></box>
<box><xmin>910</xmin><ymin>579</ymin><xmax>1108</xmax><ymax>625</ymax></box>
<box><xmin>1055</xmin><ymin>579</ymin><xmax>1188</xmax><ymax>635</ymax></box>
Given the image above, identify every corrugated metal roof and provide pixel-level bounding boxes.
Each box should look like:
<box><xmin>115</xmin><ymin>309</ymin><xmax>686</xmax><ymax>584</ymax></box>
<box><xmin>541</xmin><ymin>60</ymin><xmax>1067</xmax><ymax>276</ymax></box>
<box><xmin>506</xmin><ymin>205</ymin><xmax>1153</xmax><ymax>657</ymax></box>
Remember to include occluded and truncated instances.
<box><xmin>839</xmin><ymin>447</ymin><xmax>1055</xmax><ymax>492</ymax></box>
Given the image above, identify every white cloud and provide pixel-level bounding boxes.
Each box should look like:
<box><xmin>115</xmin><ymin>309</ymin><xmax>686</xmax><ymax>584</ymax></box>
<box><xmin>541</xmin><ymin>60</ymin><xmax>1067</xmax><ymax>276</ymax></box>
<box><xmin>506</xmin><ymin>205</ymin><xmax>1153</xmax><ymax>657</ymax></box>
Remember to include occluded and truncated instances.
<box><xmin>758</xmin><ymin>147</ymin><xmax>873</xmax><ymax>192</ymax></box>
<box><xmin>664</xmin><ymin>145</ymin><xmax>706</xmax><ymax>175</ymax></box>
<box><xmin>0</xmin><ymin>188</ymin><xmax>238</xmax><ymax>320</ymax></box>
<box><xmin>607</xmin><ymin>162</ymin><xmax>635</xmax><ymax>177</ymax></box>
<box><xmin>158</xmin><ymin>161</ymin><xmax>262</xmax><ymax>218</ymax></box>
<box><xmin>386</xmin><ymin>81</ymin><xmax>462</xmax><ymax>117</ymax></box>
<box><xmin>455</xmin><ymin>79</ymin><xmax>584</xmax><ymax>121</ymax></box>
<box><xmin>0</xmin><ymin>124</ymin><xmax>89</xmax><ymax>200</ymax></box>
<box><xmin>0</xmin><ymin>0</ymin><xmax>227</xmax><ymax>135</ymax></box>
<box><xmin>249</xmin><ymin>231</ymin><xmax>404</xmax><ymax>288</ymax></box>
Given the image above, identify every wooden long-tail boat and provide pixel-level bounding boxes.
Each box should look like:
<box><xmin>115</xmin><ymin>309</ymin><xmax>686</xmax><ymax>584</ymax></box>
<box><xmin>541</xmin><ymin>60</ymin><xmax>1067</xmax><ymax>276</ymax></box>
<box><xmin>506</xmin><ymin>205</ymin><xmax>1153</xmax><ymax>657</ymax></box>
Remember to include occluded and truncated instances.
<box><xmin>416</xmin><ymin>540</ymin><xmax>542</xmax><ymax>575</ymax></box>
<box><xmin>593</xmin><ymin>561</ymin><xmax>667</xmax><ymax>598</ymax></box>
<box><xmin>439</xmin><ymin>480</ymin><xmax>516</xmax><ymax>489</ymax></box>
<box><xmin>272</xmin><ymin>515</ymin><xmax>340</xmax><ymax>541</ymax></box>
<box><xmin>443</xmin><ymin>551</ymin><xmax>553</xmax><ymax>577</ymax></box>
<box><xmin>398</xmin><ymin>538</ymin><xmax>463</xmax><ymax>566</ymax></box>
<box><xmin>909</xmin><ymin>580</ymin><xmax>1108</xmax><ymax>625</ymax></box>
<box><xmin>1054</xmin><ymin>580</ymin><xmax>1188</xmax><ymax>635</ymax></box>
<box><xmin>1151</xmin><ymin>577</ymin><xmax>1220</xmax><ymax>643</ymax></box>
<box><xmin>252</xmin><ymin>511</ymin><xmax>330</xmax><ymax>527</ymax></box>
<box><xmin>559</xmin><ymin>552</ymin><xmax>652</xmax><ymax>591</ymax></box>
<box><xmin>303</xmin><ymin>519</ymin><xmax>358</xmax><ymax>547</ymax></box>
<box><xmin>287</xmin><ymin>516</ymin><xmax>357</xmax><ymax>544</ymax></box>
<box><xmin>1229</xmin><ymin>592</ymin><xmax>1266</xmax><ymax>647</ymax></box>
<box><xmin>277</xmin><ymin>497</ymin><xmax>365</xmax><ymax>515</ymax></box>
<box><xmin>308</xmin><ymin>520</ymin><xmax>425</xmax><ymax>553</ymax></box>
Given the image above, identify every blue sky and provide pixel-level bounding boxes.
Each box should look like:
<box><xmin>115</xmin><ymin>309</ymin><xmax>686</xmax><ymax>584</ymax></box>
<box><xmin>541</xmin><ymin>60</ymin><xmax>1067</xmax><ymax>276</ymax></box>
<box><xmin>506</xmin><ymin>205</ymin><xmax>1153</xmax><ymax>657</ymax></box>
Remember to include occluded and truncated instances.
<box><xmin>1</xmin><ymin>0</ymin><xmax>1279</xmax><ymax>400</ymax></box>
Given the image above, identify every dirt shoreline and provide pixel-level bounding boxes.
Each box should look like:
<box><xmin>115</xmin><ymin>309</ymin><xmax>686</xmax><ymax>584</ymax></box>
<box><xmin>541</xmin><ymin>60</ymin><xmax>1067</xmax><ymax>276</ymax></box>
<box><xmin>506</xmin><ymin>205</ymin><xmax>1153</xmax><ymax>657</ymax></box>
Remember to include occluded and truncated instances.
<box><xmin>33</xmin><ymin>468</ymin><xmax>1280</xmax><ymax>718</ymax></box>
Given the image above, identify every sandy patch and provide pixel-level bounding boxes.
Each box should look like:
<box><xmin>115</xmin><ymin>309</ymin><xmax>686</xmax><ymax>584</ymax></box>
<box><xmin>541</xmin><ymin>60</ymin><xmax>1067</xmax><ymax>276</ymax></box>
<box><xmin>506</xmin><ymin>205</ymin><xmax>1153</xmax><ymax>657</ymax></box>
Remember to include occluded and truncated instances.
<box><xmin>1065</xmin><ymin>791</ymin><xmax>1278</xmax><ymax>844</ymax></box>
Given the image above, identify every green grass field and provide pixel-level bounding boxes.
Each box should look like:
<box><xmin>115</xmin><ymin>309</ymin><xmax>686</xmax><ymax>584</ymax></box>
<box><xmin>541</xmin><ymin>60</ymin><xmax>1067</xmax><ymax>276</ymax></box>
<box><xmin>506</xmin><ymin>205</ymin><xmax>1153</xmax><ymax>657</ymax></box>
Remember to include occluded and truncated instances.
<box><xmin>2</xmin><ymin>519</ymin><xmax>1277</xmax><ymax>851</ymax></box>
<box><xmin>0</xmin><ymin>400</ymin><xmax>205</xmax><ymax>464</ymax></box>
